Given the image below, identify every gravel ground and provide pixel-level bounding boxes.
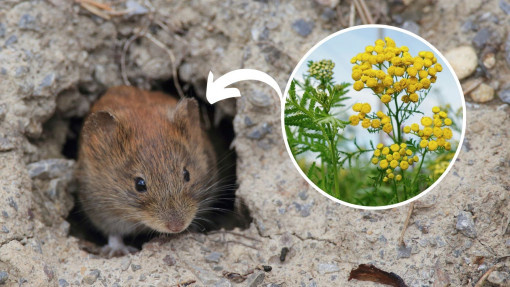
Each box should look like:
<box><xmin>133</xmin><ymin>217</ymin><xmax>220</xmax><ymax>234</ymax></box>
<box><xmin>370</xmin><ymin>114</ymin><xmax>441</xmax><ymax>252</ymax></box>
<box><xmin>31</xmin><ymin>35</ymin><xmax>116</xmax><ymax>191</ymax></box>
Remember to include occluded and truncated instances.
<box><xmin>0</xmin><ymin>0</ymin><xmax>509</xmax><ymax>286</ymax></box>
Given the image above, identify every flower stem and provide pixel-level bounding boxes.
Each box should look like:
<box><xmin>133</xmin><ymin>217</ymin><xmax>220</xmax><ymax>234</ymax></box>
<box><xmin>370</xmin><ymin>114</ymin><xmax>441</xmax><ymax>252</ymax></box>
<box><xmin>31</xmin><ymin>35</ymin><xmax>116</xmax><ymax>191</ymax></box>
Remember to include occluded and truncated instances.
<box><xmin>412</xmin><ymin>149</ymin><xmax>427</xmax><ymax>188</ymax></box>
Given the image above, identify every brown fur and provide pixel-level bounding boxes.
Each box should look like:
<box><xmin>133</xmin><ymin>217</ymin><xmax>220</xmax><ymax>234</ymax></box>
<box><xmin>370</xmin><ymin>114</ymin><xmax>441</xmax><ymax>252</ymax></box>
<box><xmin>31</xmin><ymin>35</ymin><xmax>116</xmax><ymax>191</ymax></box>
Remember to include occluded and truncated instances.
<box><xmin>77</xmin><ymin>86</ymin><xmax>217</xmax><ymax>236</ymax></box>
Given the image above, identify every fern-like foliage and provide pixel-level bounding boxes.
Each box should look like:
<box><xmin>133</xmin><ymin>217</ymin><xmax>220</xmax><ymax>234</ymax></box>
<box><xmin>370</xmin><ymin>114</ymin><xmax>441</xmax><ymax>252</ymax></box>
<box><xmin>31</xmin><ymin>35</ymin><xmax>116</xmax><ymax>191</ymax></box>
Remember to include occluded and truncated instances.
<box><xmin>284</xmin><ymin>60</ymin><xmax>350</xmax><ymax>198</ymax></box>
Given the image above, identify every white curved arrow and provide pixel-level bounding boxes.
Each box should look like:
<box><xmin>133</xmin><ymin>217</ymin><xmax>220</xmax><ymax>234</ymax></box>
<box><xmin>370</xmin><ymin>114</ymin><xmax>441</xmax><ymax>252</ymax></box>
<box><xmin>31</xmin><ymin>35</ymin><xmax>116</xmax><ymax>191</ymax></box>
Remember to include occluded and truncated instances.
<box><xmin>206</xmin><ymin>69</ymin><xmax>283</xmax><ymax>104</ymax></box>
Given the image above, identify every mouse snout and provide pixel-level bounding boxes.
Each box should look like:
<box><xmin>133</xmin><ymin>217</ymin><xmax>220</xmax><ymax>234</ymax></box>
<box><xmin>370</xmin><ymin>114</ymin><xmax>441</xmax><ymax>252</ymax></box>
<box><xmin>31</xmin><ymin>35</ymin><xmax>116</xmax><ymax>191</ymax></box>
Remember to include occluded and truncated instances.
<box><xmin>166</xmin><ymin>219</ymin><xmax>186</xmax><ymax>233</ymax></box>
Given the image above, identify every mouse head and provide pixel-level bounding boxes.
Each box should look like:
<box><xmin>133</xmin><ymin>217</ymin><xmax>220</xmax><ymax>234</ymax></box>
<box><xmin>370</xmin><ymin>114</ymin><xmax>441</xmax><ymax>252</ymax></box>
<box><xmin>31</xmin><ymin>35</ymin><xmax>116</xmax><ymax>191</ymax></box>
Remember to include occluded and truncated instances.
<box><xmin>81</xmin><ymin>98</ymin><xmax>216</xmax><ymax>235</ymax></box>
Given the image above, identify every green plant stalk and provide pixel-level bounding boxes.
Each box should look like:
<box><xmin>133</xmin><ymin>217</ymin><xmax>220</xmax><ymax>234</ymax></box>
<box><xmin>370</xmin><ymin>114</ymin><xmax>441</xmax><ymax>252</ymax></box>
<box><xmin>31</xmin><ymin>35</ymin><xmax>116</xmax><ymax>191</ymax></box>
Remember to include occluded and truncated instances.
<box><xmin>402</xmin><ymin>173</ymin><xmax>407</xmax><ymax>200</ymax></box>
<box><xmin>392</xmin><ymin>178</ymin><xmax>399</xmax><ymax>202</ymax></box>
<box><xmin>329</xmin><ymin>137</ymin><xmax>340</xmax><ymax>198</ymax></box>
<box><xmin>412</xmin><ymin>149</ymin><xmax>427</xmax><ymax>188</ymax></box>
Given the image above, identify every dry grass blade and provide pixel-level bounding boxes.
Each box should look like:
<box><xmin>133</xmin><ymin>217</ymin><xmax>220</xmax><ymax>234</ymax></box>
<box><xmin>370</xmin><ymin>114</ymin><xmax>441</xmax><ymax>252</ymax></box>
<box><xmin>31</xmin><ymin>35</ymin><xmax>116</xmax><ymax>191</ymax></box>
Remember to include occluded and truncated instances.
<box><xmin>79</xmin><ymin>2</ymin><xmax>111</xmax><ymax>20</ymax></box>
<box><xmin>75</xmin><ymin>0</ymin><xmax>112</xmax><ymax>11</ymax></box>
<box><xmin>352</xmin><ymin>0</ymin><xmax>374</xmax><ymax>25</ymax></box>
<box><xmin>474</xmin><ymin>265</ymin><xmax>496</xmax><ymax>287</ymax></box>
<box><xmin>144</xmin><ymin>33</ymin><xmax>185</xmax><ymax>99</ymax></box>
<box><xmin>398</xmin><ymin>202</ymin><xmax>415</xmax><ymax>246</ymax></box>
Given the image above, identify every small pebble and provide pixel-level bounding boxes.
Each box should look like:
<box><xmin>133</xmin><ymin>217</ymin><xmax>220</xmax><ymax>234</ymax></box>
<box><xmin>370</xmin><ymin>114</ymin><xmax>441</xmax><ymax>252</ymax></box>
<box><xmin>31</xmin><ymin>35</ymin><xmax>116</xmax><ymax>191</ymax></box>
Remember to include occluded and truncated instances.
<box><xmin>500</xmin><ymin>0</ymin><xmax>510</xmax><ymax>14</ymax></box>
<box><xmin>292</xmin><ymin>19</ymin><xmax>314</xmax><ymax>37</ymax></box>
<box><xmin>0</xmin><ymin>271</ymin><xmax>8</xmax><ymax>284</ymax></box>
<box><xmin>1</xmin><ymin>226</ymin><xmax>8</xmax><ymax>233</ymax></box>
<box><xmin>4</xmin><ymin>35</ymin><xmax>17</xmax><ymax>47</ymax></box>
<box><xmin>482</xmin><ymin>53</ymin><xmax>496</xmax><ymax>69</ymax></box>
<box><xmin>317</xmin><ymin>263</ymin><xmax>339</xmax><ymax>274</ymax></box>
<box><xmin>246</xmin><ymin>271</ymin><xmax>265</xmax><ymax>287</ymax></box>
<box><xmin>82</xmin><ymin>270</ymin><xmax>100</xmax><ymax>285</ymax></box>
<box><xmin>397</xmin><ymin>245</ymin><xmax>412</xmax><ymax>259</ymax></box>
<box><xmin>0</xmin><ymin>137</ymin><xmax>14</xmax><ymax>152</ymax></box>
<box><xmin>40</xmin><ymin>73</ymin><xmax>55</xmax><ymax>88</ymax></box>
<box><xmin>244</xmin><ymin>116</ymin><xmax>254</xmax><ymax>126</ymax></box>
<box><xmin>18</xmin><ymin>14</ymin><xmax>36</xmax><ymax>30</ymax></box>
<box><xmin>120</xmin><ymin>257</ymin><xmax>131</xmax><ymax>271</ymax></box>
<box><xmin>498</xmin><ymin>89</ymin><xmax>510</xmax><ymax>104</ymax></box>
<box><xmin>126</xmin><ymin>0</ymin><xmax>149</xmax><ymax>16</ymax></box>
<box><xmin>470</xmin><ymin>83</ymin><xmax>494</xmax><ymax>103</ymax></box>
<box><xmin>139</xmin><ymin>274</ymin><xmax>146</xmax><ymax>282</ymax></box>
<box><xmin>131</xmin><ymin>264</ymin><xmax>141</xmax><ymax>271</ymax></box>
<box><xmin>0</xmin><ymin>23</ymin><xmax>5</xmax><ymax>38</ymax></box>
<box><xmin>444</xmin><ymin>46</ymin><xmax>478</xmax><ymax>80</ymax></box>
<box><xmin>205</xmin><ymin>252</ymin><xmax>222</xmax><ymax>263</ymax></box>
<box><xmin>461</xmin><ymin>20</ymin><xmax>478</xmax><ymax>32</ymax></box>
<box><xmin>456</xmin><ymin>211</ymin><xmax>477</xmax><ymax>238</ymax></box>
<box><xmin>487</xmin><ymin>271</ymin><xmax>508</xmax><ymax>284</ymax></box>
<box><xmin>248</xmin><ymin>91</ymin><xmax>273</xmax><ymax>108</ymax></box>
<box><xmin>472</xmin><ymin>28</ymin><xmax>491</xmax><ymax>49</ymax></box>
<box><xmin>58</xmin><ymin>279</ymin><xmax>69</xmax><ymax>287</ymax></box>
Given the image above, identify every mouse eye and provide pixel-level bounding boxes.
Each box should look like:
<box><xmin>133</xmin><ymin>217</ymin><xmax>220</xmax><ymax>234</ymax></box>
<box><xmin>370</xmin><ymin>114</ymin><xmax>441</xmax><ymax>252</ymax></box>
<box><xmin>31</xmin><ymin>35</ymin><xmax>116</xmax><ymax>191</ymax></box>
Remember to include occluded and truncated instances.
<box><xmin>134</xmin><ymin>177</ymin><xmax>147</xmax><ymax>192</ymax></box>
<box><xmin>183</xmin><ymin>168</ymin><xmax>190</xmax><ymax>182</ymax></box>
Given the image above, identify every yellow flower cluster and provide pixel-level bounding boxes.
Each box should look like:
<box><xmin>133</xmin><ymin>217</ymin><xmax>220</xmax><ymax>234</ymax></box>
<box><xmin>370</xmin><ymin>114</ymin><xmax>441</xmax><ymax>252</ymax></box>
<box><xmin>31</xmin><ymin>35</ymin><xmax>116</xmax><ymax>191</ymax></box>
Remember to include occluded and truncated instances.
<box><xmin>349</xmin><ymin>103</ymin><xmax>393</xmax><ymax>133</ymax></box>
<box><xmin>403</xmin><ymin>107</ymin><xmax>453</xmax><ymax>151</ymax></box>
<box><xmin>370</xmin><ymin>143</ymin><xmax>419</xmax><ymax>182</ymax></box>
<box><xmin>350</xmin><ymin>37</ymin><xmax>442</xmax><ymax>105</ymax></box>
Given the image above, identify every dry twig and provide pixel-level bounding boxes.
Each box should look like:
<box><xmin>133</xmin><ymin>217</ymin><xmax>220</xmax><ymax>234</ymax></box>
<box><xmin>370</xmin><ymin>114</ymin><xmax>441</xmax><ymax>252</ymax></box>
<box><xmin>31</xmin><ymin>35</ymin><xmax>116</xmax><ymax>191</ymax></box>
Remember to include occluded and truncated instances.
<box><xmin>144</xmin><ymin>33</ymin><xmax>185</xmax><ymax>99</ymax></box>
<box><xmin>398</xmin><ymin>202</ymin><xmax>415</xmax><ymax>246</ymax></box>
<box><xmin>474</xmin><ymin>265</ymin><xmax>496</xmax><ymax>287</ymax></box>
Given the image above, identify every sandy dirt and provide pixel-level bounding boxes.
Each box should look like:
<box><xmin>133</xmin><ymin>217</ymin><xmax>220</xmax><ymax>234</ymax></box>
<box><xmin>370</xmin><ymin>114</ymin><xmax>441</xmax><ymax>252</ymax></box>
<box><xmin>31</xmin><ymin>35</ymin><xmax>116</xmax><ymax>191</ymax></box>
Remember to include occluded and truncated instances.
<box><xmin>0</xmin><ymin>0</ymin><xmax>509</xmax><ymax>286</ymax></box>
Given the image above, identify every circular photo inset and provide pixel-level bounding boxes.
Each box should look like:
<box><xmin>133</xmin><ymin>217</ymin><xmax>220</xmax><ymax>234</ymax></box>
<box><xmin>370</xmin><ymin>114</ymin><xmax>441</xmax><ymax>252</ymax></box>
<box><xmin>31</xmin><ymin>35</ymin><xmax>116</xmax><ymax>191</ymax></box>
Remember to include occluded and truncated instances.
<box><xmin>282</xmin><ymin>25</ymin><xmax>465</xmax><ymax>209</ymax></box>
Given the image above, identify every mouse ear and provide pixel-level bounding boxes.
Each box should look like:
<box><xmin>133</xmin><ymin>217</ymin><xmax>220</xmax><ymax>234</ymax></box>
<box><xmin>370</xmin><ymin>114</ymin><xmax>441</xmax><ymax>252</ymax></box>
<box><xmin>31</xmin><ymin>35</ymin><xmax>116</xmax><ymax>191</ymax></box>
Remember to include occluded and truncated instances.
<box><xmin>82</xmin><ymin>110</ymin><xmax>126</xmax><ymax>144</ymax></box>
<box><xmin>172</xmin><ymin>98</ymin><xmax>201</xmax><ymax>136</ymax></box>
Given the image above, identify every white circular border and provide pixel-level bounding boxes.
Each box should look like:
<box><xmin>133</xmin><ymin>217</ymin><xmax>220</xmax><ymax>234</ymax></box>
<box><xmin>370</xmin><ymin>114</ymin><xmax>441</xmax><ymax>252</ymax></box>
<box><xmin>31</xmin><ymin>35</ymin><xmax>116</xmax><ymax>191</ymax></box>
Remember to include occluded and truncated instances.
<box><xmin>280</xmin><ymin>24</ymin><xmax>467</xmax><ymax>210</ymax></box>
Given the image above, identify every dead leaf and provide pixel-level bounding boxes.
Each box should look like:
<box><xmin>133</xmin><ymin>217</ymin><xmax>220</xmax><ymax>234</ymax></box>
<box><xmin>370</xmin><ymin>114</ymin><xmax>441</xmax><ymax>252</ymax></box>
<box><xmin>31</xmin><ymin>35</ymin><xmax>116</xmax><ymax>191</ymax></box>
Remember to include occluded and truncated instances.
<box><xmin>348</xmin><ymin>264</ymin><xmax>408</xmax><ymax>287</ymax></box>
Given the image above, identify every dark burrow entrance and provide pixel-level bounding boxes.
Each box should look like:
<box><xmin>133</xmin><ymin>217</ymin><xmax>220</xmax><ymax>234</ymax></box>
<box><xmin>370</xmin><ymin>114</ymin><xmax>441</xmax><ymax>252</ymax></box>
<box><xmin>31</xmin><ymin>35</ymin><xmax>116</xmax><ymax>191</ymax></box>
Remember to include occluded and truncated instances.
<box><xmin>63</xmin><ymin>78</ymin><xmax>251</xmax><ymax>252</ymax></box>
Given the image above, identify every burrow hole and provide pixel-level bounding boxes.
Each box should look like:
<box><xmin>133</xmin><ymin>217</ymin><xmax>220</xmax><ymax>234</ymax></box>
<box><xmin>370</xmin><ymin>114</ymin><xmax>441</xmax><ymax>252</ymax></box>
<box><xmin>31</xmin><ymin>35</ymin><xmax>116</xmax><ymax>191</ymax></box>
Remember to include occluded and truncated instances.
<box><xmin>63</xmin><ymin>78</ymin><xmax>251</xmax><ymax>252</ymax></box>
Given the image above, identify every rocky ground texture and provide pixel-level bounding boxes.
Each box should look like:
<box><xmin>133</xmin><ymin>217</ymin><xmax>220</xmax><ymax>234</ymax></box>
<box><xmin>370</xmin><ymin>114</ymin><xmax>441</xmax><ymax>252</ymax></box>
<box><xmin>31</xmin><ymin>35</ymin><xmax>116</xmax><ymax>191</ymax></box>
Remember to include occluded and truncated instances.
<box><xmin>0</xmin><ymin>0</ymin><xmax>509</xmax><ymax>286</ymax></box>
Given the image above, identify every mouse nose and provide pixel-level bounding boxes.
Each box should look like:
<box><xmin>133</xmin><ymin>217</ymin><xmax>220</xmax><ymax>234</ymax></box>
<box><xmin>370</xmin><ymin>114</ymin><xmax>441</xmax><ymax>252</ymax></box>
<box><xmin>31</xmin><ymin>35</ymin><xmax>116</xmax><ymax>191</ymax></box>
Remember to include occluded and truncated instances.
<box><xmin>166</xmin><ymin>220</ymin><xmax>185</xmax><ymax>233</ymax></box>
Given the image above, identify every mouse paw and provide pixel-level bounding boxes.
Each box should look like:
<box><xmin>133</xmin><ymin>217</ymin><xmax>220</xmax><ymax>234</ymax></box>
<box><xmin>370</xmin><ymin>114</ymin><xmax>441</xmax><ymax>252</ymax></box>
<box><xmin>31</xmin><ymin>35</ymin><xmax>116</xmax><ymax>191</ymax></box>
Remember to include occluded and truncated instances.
<box><xmin>101</xmin><ymin>235</ymin><xmax>138</xmax><ymax>258</ymax></box>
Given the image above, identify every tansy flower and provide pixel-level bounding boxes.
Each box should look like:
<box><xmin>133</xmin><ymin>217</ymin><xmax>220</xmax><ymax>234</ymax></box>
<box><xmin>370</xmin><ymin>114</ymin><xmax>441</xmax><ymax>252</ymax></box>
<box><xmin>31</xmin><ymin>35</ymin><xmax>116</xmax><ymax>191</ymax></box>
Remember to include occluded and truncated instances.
<box><xmin>349</xmin><ymin>115</ymin><xmax>360</xmax><ymax>126</ymax></box>
<box><xmin>421</xmin><ymin>117</ymin><xmax>433</xmax><ymax>127</ymax></box>
<box><xmin>361</xmin><ymin>103</ymin><xmax>371</xmax><ymax>114</ymax></box>
<box><xmin>428</xmin><ymin>140</ymin><xmax>438</xmax><ymax>151</ymax></box>
<box><xmin>353</xmin><ymin>81</ymin><xmax>364</xmax><ymax>91</ymax></box>
<box><xmin>381</xmin><ymin>94</ymin><xmax>391</xmax><ymax>104</ymax></box>
<box><xmin>382</xmin><ymin>123</ymin><xmax>392</xmax><ymax>133</ymax></box>
<box><xmin>361</xmin><ymin>118</ymin><xmax>371</xmax><ymax>128</ymax></box>
<box><xmin>371</xmin><ymin>119</ymin><xmax>381</xmax><ymax>128</ymax></box>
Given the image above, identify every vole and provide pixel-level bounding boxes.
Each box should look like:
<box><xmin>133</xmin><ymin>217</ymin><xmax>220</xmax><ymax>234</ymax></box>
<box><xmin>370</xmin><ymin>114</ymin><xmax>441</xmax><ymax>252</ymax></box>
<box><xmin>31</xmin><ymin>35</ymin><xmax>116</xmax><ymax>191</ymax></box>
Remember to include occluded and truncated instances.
<box><xmin>77</xmin><ymin>86</ymin><xmax>217</xmax><ymax>257</ymax></box>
